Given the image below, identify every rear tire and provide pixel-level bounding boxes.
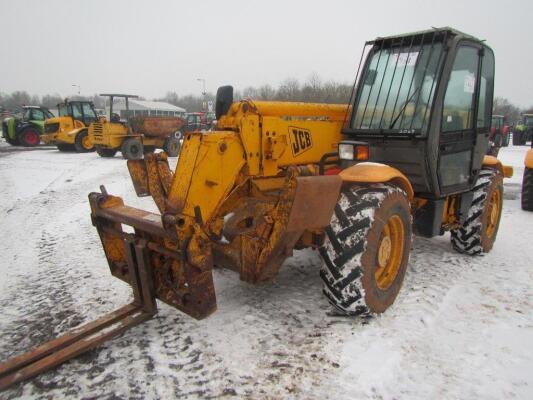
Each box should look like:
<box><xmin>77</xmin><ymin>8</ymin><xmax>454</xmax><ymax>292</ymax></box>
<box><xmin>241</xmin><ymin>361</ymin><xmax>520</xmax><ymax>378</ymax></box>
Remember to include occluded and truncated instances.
<box><xmin>502</xmin><ymin>133</ymin><xmax>510</xmax><ymax>147</ymax></box>
<box><xmin>5</xmin><ymin>135</ymin><xmax>19</xmax><ymax>146</ymax></box>
<box><xmin>95</xmin><ymin>146</ymin><xmax>118</xmax><ymax>158</ymax></box>
<box><xmin>513</xmin><ymin>132</ymin><xmax>526</xmax><ymax>146</ymax></box>
<box><xmin>57</xmin><ymin>143</ymin><xmax>75</xmax><ymax>152</ymax></box>
<box><xmin>521</xmin><ymin>167</ymin><xmax>533</xmax><ymax>211</ymax></box>
<box><xmin>121</xmin><ymin>138</ymin><xmax>144</xmax><ymax>160</ymax></box>
<box><xmin>451</xmin><ymin>169</ymin><xmax>503</xmax><ymax>254</ymax></box>
<box><xmin>18</xmin><ymin>127</ymin><xmax>40</xmax><ymax>147</ymax></box>
<box><xmin>163</xmin><ymin>136</ymin><xmax>181</xmax><ymax>157</ymax></box>
<box><xmin>74</xmin><ymin>130</ymin><xmax>94</xmax><ymax>152</ymax></box>
<box><xmin>319</xmin><ymin>184</ymin><xmax>412</xmax><ymax>316</ymax></box>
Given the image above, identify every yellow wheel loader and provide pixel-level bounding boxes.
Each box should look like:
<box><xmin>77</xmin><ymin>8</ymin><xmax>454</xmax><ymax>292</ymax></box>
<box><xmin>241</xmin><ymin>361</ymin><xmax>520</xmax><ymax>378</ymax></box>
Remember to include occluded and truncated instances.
<box><xmin>88</xmin><ymin>94</ymin><xmax>184</xmax><ymax>160</ymax></box>
<box><xmin>521</xmin><ymin>145</ymin><xmax>533</xmax><ymax>210</ymax></box>
<box><xmin>0</xmin><ymin>28</ymin><xmax>514</xmax><ymax>390</ymax></box>
<box><xmin>41</xmin><ymin>100</ymin><xmax>97</xmax><ymax>152</ymax></box>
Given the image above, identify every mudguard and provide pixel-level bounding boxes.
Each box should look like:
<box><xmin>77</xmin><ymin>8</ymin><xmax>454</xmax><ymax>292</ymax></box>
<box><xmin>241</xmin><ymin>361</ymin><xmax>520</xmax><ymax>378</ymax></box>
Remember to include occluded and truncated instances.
<box><xmin>483</xmin><ymin>155</ymin><xmax>513</xmax><ymax>178</ymax></box>
<box><xmin>339</xmin><ymin>162</ymin><xmax>414</xmax><ymax>200</ymax></box>
<box><xmin>524</xmin><ymin>149</ymin><xmax>533</xmax><ymax>169</ymax></box>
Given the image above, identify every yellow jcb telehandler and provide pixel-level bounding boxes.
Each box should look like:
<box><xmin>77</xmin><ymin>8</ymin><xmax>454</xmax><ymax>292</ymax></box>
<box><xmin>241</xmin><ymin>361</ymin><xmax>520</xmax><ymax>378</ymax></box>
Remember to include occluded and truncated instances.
<box><xmin>0</xmin><ymin>27</ymin><xmax>514</xmax><ymax>390</ymax></box>
<box><xmin>41</xmin><ymin>100</ymin><xmax>97</xmax><ymax>152</ymax></box>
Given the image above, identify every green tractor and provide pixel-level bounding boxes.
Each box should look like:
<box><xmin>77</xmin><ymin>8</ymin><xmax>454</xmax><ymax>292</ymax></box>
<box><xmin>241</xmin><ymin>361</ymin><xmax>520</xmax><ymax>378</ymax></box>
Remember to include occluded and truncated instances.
<box><xmin>1</xmin><ymin>106</ymin><xmax>55</xmax><ymax>146</ymax></box>
<box><xmin>512</xmin><ymin>114</ymin><xmax>533</xmax><ymax>146</ymax></box>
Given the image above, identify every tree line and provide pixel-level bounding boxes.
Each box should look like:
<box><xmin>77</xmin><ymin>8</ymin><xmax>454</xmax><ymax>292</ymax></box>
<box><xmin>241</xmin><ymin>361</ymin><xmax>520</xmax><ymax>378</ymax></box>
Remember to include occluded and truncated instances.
<box><xmin>1</xmin><ymin>74</ymin><xmax>531</xmax><ymax>124</ymax></box>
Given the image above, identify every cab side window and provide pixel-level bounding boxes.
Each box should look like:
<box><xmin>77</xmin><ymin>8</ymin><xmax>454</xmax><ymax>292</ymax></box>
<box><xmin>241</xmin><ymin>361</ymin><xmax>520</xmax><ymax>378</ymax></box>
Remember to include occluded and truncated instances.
<box><xmin>82</xmin><ymin>103</ymin><xmax>97</xmax><ymax>124</ymax></box>
<box><xmin>71</xmin><ymin>103</ymin><xmax>83</xmax><ymax>120</ymax></box>
<box><xmin>441</xmin><ymin>46</ymin><xmax>479</xmax><ymax>132</ymax></box>
<box><xmin>476</xmin><ymin>49</ymin><xmax>495</xmax><ymax>129</ymax></box>
<box><xmin>32</xmin><ymin>109</ymin><xmax>45</xmax><ymax>121</ymax></box>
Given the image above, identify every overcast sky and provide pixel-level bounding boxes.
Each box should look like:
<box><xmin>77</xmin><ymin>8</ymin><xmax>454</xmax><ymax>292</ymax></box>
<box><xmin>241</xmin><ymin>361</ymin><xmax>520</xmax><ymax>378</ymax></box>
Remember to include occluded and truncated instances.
<box><xmin>2</xmin><ymin>0</ymin><xmax>532</xmax><ymax>106</ymax></box>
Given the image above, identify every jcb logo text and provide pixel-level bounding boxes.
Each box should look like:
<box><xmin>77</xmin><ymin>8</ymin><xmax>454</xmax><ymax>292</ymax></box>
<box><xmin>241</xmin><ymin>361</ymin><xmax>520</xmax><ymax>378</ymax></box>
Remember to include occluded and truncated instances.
<box><xmin>289</xmin><ymin>127</ymin><xmax>313</xmax><ymax>156</ymax></box>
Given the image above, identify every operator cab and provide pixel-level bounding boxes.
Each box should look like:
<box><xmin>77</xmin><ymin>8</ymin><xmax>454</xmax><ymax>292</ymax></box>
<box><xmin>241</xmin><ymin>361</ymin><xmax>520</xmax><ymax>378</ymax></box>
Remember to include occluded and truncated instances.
<box><xmin>23</xmin><ymin>106</ymin><xmax>54</xmax><ymax>121</ymax></box>
<box><xmin>342</xmin><ymin>28</ymin><xmax>495</xmax><ymax>198</ymax></box>
<box><xmin>99</xmin><ymin>94</ymin><xmax>139</xmax><ymax>125</ymax></box>
<box><xmin>58</xmin><ymin>100</ymin><xmax>98</xmax><ymax>126</ymax></box>
<box><xmin>522</xmin><ymin>114</ymin><xmax>533</xmax><ymax>128</ymax></box>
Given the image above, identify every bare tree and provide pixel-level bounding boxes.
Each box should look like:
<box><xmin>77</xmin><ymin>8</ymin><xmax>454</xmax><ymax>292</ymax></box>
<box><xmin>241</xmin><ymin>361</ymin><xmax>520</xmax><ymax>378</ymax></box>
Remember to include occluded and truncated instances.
<box><xmin>493</xmin><ymin>97</ymin><xmax>521</xmax><ymax>124</ymax></box>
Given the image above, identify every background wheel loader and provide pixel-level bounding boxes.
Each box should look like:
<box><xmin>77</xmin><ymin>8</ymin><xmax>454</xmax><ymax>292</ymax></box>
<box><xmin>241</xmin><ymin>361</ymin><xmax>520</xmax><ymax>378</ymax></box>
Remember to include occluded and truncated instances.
<box><xmin>521</xmin><ymin>142</ymin><xmax>533</xmax><ymax>210</ymax></box>
<box><xmin>0</xmin><ymin>27</ymin><xmax>514</xmax><ymax>390</ymax></box>
<box><xmin>41</xmin><ymin>100</ymin><xmax>98</xmax><ymax>152</ymax></box>
<box><xmin>512</xmin><ymin>113</ymin><xmax>533</xmax><ymax>145</ymax></box>
<box><xmin>88</xmin><ymin>94</ymin><xmax>184</xmax><ymax>160</ymax></box>
<box><xmin>1</xmin><ymin>106</ymin><xmax>54</xmax><ymax>146</ymax></box>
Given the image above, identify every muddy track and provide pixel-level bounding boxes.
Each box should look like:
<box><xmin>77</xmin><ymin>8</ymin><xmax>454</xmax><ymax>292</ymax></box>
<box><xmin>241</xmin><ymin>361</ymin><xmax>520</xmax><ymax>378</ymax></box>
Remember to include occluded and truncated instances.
<box><xmin>0</xmin><ymin>151</ymin><xmax>338</xmax><ymax>398</ymax></box>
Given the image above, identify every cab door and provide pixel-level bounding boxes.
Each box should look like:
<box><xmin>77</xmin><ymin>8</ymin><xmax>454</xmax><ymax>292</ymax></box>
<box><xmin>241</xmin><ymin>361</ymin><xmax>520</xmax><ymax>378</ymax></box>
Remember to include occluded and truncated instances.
<box><xmin>437</xmin><ymin>43</ymin><xmax>494</xmax><ymax>194</ymax></box>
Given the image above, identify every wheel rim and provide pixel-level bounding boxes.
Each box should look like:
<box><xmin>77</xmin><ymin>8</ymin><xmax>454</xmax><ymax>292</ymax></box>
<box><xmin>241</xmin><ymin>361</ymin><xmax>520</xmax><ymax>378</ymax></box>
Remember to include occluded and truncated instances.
<box><xmin>25</xmin><ymin>130</ymin><xmax>39</xmax><ymax>145</ymax></box>
<box><xmin>82</xmin><ymin>135</ymin><xmax>92</xmax><ymax>150</ymax></box>
<box><xmin>485</xmin><ymin>189</ymin><xmax>501</xmax><ymax>238</ymax></box>
<box><xmin>375</xmin><ymin>214</ymin><xmax>405</xmax><ymax>290</ymax></box>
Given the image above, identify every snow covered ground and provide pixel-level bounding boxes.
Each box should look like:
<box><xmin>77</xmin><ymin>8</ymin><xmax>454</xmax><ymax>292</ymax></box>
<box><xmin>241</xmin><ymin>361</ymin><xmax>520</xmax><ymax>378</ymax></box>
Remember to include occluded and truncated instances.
<box><xmin>0</xmin><ymin>142</ymin><xmax>532</xmax><ymax>399</ymax></box>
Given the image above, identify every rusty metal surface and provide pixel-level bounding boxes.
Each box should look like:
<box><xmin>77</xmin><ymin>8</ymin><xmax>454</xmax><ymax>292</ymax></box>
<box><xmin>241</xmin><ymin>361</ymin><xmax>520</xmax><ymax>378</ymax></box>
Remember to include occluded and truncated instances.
<box><xmin>129</xmin><ymin>116</ymin><xmax>184</xmax><ymax>138</ymax></box>
<box><xmin>0</xmin><ymin>239</ymin><xmax>158</xmax><ymax>392</ymax></box>
<box><xmin>90</xmin><ymin>193</ymin><xmax>167</xmax><ymax>238</ymax></box>
<box><xmin>127</xmin><ymin>153</ymin><xmax>175</xmax><ymax>213</ymax></box>
<box><xmin>286</xmin><ymin>175</ymin><xmax>342</xmax><ymax>231</ymax></box>
<box><xmin>127</xmin><ymin>159</ymin><xmax>150</xmax><ymax>197</ymax></box>
<box><xmin>89</xmin><ymin>189</ymin><xmax>217</xmax><ymax>320</ymax></box>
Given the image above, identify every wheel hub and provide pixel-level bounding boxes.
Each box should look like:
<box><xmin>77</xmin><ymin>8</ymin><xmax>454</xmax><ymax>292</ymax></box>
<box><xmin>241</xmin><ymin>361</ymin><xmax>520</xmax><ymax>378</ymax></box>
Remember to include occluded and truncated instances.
<box><xmin>378</xmin><ymin>236</ymin><xmax>392</xmax><ymax>268</ymax></box>
<box><xmin>82</xmin><ymin>136</ymin><xmax>92</xmax><ymax>150</ymax></box>
<box><xmin>486</xmin><ymin>189</ymin><xmax>500</xmax><ymax>238</ymax></box>
<box><xmin>375</xmin><ymin>214</ymin><xmax>405</xmax><ymax>290</ymax></box>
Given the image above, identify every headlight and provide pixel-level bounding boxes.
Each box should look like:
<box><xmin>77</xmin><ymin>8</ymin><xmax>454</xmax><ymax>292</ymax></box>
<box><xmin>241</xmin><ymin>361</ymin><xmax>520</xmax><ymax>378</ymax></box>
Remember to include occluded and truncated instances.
<box><xmin>338</xmin><ymin>141</ymin><xmax>369</xmax><ymax>161</ymax></box>
<box><xmin>339</xmin><ymin>143</ymin><xmax>355</xmax><ymax>160</ymax></box>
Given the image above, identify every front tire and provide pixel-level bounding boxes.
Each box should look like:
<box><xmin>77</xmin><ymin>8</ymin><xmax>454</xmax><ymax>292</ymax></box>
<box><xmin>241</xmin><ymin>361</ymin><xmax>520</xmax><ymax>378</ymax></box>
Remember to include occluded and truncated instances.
<box><xmin>319</xmin><ymin>184</ymin><xmax>412</xmax><ymax>316</ymax></box>
<box><xmin>163</xmin><ymin>136</ymin><xmax>181</xmax><ymax>157</ymax></box>
<box><xmin>451</xmin><ymin>169</ymin><xmax>503</xmax><ymax>254</ymax></box>
<box><xmin>121</xmin><ymin>138</ymin><xmax>144</xmax><ymax>160</ymax></box>
<box><xmin>95</xmin><ymin>146</ymin><xmax>118</xmax><ymax>158</ymax></box>
<box><xmin>521</xmin><ymin>167</ymin><xmax>533</xmax><ymax>211</ymax></box>
<box><xmin>18</xmin><ymin>127</ymin><xmax>40</xmax><ymax>147</ymax></box>
<box><xmin>74</xmin><ymin>130</ymin><xmax>94</xmax><ymax>152</ymax></box>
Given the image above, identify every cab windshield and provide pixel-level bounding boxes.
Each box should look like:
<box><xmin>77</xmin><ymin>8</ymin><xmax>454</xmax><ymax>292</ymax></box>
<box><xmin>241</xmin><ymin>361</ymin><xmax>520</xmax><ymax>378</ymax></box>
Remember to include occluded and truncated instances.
<box><xmin>58</xmin><ymin>103</ymin><xmax>69</xmax><ymax>117</ymax></box>
<box><xmin>351</xmin><ymin>41</ymin><xmax>444</xmax><ymax>135</ymax></box>
<box><xmin>524</xmin><ymin>116</ymin><xmax>533</xmax><ymax>127</ymax></box>
<box><xmin>23</xmin><ymin>108</ymin><xmax>32</xmax><ymax>120</ymax></box>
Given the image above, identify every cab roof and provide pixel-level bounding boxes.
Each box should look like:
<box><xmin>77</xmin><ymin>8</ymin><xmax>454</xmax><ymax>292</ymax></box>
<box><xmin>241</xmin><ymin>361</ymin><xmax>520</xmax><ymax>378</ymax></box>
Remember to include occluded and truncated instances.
<box><xmin>57</xmin><ymin>100</ymin><xmax>94</xmax><ymax>106</ymax></box>
<box><xmin>369</xmin><ymin>27</ymin><xmax>483</xmax><ymax>45</ymax></box>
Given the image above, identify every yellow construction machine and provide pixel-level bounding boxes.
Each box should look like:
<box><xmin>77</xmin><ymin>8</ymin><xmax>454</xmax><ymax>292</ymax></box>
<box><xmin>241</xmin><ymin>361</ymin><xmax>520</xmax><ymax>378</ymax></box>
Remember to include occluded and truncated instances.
<box><xmin>0</xmin><ymin>28</ymin><xmax>514</xmax><ymax>390</ymax></box>
<box><xmin>521</xmin><ymin>144</ymin><xmax>533</xmax><ymax>210</ymax></box>
<box><xmin>41</xmin><ymin>100</ymin><xmax>97</xmax><ymax>152</ymax></box>
<box><xmin>88</xmin><ymin>94</ymin><xmax>183</xmax><ymax>159</ymax></box>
